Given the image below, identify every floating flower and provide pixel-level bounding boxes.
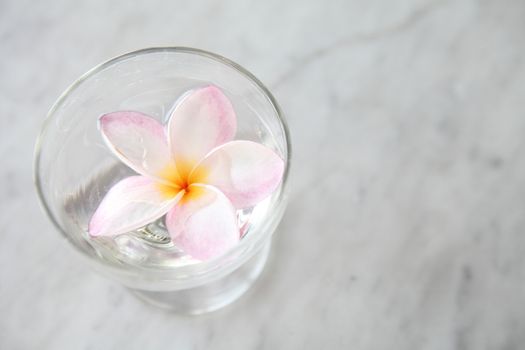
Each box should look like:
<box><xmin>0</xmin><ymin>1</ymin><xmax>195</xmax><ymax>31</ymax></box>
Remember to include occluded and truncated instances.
<box><xmin>88</xmin><ymin>85</ymin><xmax>284</xmax><ymax>260</ymax></box>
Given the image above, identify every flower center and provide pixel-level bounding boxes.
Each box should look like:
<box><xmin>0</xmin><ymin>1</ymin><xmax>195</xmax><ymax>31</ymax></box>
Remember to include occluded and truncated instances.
<box><xmin>157</xmin><ymin>161</ymin><xmax>209</xmax><ymax>199</ymax></box>
<box><xmin>179</xmin><ymin>178</ymin><xmax>189</xmax><ymax>191</ymax></box>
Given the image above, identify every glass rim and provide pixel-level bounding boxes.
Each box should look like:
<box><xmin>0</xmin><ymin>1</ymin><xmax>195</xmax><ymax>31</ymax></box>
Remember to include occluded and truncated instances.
<box><xmin>33</xmin><ymin>47</ymin><xmax>292</xmax><ymax>282</ymax></box>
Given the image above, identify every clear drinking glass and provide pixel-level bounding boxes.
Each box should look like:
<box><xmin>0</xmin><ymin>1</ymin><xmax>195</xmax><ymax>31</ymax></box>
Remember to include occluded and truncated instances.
<box><xmin>34</xmin><ymin>47</ymin><xmax>291</xmax><ymax>314</ymax></box>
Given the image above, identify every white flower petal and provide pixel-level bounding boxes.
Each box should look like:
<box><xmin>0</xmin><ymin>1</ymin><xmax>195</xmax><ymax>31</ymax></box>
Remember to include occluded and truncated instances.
<box><xmin>89</xmin><ymin>176</ymin><xmax>183</xmax><ymax>237</ymax></box>
<box><xmin>167</xmin><ymin>85</ymin><xmax>236</xmax><ymax>178</ymax></box>
<box><xmin>191</xmin><ymin>141</ymin><xmax>284</xmax><ymax>208</ymax></box>
<box><xmin>166</xmin><ymin>184</ymin><xmax>240</xmax><ymax>260</ymax></box>
<box><xmin>99</xmin><ymin>111</ymin><xmax>177</xmax><ymax>183</ymax></box>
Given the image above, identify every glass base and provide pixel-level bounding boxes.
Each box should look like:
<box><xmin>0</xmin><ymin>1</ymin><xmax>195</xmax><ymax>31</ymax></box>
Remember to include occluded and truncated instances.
<box><xmin>128</xmin><ymin>241</ymin><xmax>271</xmax><ymax>314</ymax></box>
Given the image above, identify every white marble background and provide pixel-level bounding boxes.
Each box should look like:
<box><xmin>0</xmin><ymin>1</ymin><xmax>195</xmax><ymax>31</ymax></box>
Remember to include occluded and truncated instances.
<box><xmin>2</xmin><ymin>0</ymin><xmax>525</xmax><ymax>348</ymax></box>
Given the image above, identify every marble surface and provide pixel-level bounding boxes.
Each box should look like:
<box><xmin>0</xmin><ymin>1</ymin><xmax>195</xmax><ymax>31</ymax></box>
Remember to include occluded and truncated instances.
<box><xmin>2</xmin><ymin>0</ymin><xmax>525</xmax><ymax>348</ymax></box>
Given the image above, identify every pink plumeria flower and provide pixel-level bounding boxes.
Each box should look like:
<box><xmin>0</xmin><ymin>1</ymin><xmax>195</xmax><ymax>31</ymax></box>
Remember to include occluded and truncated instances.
<box><xmin>88</xmin><ymin>85</ymin><xmax>284</xmax><ymax>260</ymax></box>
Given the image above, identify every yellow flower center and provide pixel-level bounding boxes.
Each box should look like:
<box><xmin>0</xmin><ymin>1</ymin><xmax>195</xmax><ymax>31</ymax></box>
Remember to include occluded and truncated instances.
<box><xmin>157</xmin><ymin>160</ymin><xmax>209</xmax><ymax>201</ymax></box>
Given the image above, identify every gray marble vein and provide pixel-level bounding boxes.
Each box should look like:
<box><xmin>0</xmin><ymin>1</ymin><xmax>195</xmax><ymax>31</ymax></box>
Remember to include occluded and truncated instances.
<box><xmin>2</xmin><ymin>0</ymin><xmax>525</xmax><ymax>349</ymax></box>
